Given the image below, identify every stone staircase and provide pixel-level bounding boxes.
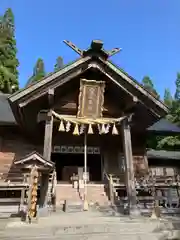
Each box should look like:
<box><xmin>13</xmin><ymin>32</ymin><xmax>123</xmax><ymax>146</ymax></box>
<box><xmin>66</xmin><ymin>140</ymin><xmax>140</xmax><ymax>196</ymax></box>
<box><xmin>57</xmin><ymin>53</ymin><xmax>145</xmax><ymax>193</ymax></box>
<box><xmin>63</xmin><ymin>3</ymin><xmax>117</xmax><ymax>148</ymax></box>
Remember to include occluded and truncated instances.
<box><xmin>86</xmin><ymin>184</ymin><xmax>110</xmax><ymax>205</ymax></box>
<box><xmin>3</xmin><ymin>210</ymin><xmax>176</xmax><ymax>240</ymax></box>
<box><xmin>56</xmin><ymin>184</ymin><xmax>82</xmax><ymax>205</ymax></box>
<box><xmin>55</xmin><ymin>184</ymin><xmax>110</xmax><ymax>207</ymax></box>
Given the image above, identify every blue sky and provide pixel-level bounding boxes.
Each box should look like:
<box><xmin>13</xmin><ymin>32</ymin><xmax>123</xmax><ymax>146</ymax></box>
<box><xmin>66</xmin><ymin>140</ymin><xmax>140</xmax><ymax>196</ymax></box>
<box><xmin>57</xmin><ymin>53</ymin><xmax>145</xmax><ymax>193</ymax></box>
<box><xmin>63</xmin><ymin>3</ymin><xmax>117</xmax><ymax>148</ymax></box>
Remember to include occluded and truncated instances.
<box><xmin>0</xmin><ymin>0</ymin><xmax>180</xmax><ymax>97</ymax></box>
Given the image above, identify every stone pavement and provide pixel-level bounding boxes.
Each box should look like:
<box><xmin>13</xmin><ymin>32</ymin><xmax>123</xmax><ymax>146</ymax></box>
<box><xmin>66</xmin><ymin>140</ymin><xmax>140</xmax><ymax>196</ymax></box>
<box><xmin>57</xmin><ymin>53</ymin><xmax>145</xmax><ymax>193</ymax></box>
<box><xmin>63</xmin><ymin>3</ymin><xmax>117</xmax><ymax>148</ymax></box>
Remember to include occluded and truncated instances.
<box><xmin>0</xmin><ymin>210</ymin><xmax>179</xmax><ymax>240</ymax></box>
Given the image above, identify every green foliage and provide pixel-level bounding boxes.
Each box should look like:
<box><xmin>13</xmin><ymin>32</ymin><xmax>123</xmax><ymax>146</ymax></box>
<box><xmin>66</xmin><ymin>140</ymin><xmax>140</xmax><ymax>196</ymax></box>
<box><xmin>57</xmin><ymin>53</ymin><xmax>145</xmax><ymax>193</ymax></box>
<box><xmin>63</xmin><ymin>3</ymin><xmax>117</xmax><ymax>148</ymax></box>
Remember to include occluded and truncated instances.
<box><xmin>147</xmin><ymin>135</ymin><xmax>161</xmax><ymax>150</ymax></box>
<box><xmin>142</xmin><ymin>76</ymin><xmax>160</xmax><ymax>99</ymax></box>
<box><xmin>154</xmin><ymin>74</ymin><xmax>180</xmax><ymax>150</ymax></box>
<box><xmin>164</xmin><ymin>88</ymin><xmax>173</xmax><ymax>108</ymax></box>
<box><xmin>144</xmin><ymin>73</ymin><xmax>180</xmax><ymax>150</ymax></box>
<box><xmin>0</xmin><ymin>8</ymin><xmax>19</xmax><ymax>93</ymax></box>
<box><xmin>174</xmin><ymin>72</ymin><xmax>180</xmax><ymax>101</ymax></box>
<box><xmin>54</xmin><ymin>56</ymin><xmax>63</xmax><ymax>72</ymax></box>
<box><xmin>157</xmin><ymin>136</ymin><xmax>180</xmax><ymax>150</ymax></box>
<box><xmin>28</xmin><ymin>58</ymin><xmax>46</xmax><ymax>83</ymax></box>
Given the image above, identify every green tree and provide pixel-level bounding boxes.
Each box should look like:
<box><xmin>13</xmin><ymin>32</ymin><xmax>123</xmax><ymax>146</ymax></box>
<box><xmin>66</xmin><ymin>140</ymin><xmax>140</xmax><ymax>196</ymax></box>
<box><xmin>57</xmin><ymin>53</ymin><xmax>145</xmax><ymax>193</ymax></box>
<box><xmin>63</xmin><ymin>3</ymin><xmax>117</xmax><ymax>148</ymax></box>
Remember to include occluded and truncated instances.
<box><xmin>54</xmin><ymin>56</ymin><xmax>63</xmax><ymax>72</ymax></box>
<box><xmin>164</xmin><ymin>88</ymin><xmax>173</xmax><ymax>108</ymax></box>
<box><xmin>0</xmin><ymin>8</ymin><xmax>19</xmax><ymax>93</ymax></box>
<box><xmin>156</xmin><ymin>76</ymin><xmax>180</xmax><ymax>150</ymax></box>
<box><xmin>174</xmin><ymin>73</ymin><xmax>180</xmax><ymax>101</ymax></box>
<box><xmin>28</xmin><ymin>58</ymin><xmax>46</xmax><ymax>84</ymax></box>
<box><xmin>142</xmin><ymin>76</ymin><xmax>159</xmax><ymax>99</ymax></box>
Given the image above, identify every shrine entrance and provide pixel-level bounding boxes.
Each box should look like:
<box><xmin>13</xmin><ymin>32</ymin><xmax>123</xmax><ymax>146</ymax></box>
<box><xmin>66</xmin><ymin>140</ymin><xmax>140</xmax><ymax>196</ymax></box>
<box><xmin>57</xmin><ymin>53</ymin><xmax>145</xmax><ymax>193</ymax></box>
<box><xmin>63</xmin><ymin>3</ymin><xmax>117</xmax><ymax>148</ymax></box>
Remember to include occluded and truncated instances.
<box><xmin>51</xmin><ymin>151</ymin><xmax>102</xmax><ymax>183</ymax></box>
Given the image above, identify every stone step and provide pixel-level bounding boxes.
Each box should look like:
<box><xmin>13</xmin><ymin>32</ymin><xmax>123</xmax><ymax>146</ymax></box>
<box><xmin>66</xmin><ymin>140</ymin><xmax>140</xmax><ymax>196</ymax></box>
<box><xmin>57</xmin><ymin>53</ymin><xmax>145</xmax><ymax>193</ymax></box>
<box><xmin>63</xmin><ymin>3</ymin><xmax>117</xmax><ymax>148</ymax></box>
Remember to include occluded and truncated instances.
<box><xmin>3</xmin><ymin>221</ymin><xmax>171</xmax><ymax>239</ymax></box>
<box><xmin>3</xmin><ymin>210</ymin><xmax>175</xmax><ymax>239</ymax></box>
<box><xmin>55</xmin><ymin>184</ymin><xmax>109</xmax><ymax>206</ymax></box>
<box><xmin>1</xmin><ymin>232</ymin><xmax>167</xmax><ymax>240</ymax></box>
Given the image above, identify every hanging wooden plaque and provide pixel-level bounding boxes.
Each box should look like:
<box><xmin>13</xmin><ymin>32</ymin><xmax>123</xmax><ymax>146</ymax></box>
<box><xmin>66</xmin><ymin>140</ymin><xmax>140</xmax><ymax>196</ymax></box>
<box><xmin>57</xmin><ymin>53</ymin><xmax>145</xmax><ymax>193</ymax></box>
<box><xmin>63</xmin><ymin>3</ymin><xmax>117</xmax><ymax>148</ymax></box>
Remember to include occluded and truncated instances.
<box><xmin>77</xmin><ymin>79</ymin><xmax>105</xmax><ymax>119</ymax></box>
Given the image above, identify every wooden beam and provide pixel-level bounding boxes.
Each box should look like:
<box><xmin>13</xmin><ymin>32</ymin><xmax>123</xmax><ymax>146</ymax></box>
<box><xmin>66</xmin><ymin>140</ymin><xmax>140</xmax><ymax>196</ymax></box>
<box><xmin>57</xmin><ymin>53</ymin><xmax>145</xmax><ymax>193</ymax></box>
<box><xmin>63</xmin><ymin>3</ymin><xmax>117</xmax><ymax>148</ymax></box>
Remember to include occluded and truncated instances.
<box><xmin>39</xmin><ymin>89</ymin><xmax>54</xmax><ymax>208</ymax></box>
<box><xmin>43</xmin><ymin>110</ymin><xmax>53</xmax><ymax>161</ymax></box>
<box><xmin>20</xmin><ymin>187</ymin><xmax>25</xmax><ymax>209</ymax></box>
<box><xmin>19</xmin><ymin>67</ymin><xmax>87</xmax><ymax>108</ymax></box>
<box><xmin>121</xmin><ymin>119</ymin><xmax>140</xmax><ymax>216</ymax></box>
<box><xmin>10</xmin><ymin>56</ymin><xmax>90</xmax><ymax>103</ymax></box>
<box><xmin>63</xmin><ymin>40</ymin><xmax>83</xmax><ymax>56</ymax></box>
<box><xmin>89</xmin><ymin>62</ymin><xmax>161</xmax><ymax>118</ymax></box>
<box><xmin>43</xmin><ymin>89</ymin><xmax>54</xmax><ymax>161</ymax></box>
<box><xmin>104</xmin><ymin>60</ymin><xmax>168</xmax><ymax>114</ymax></box>
<box><xmin>123</xmin><ymin>97</ymin><xmax>138</xmax><ymax>113</ymax></box>
<box><xmin>107</xmin><ymin>48</ymin><xmax>121</xmax><ymax>57</ymax></box>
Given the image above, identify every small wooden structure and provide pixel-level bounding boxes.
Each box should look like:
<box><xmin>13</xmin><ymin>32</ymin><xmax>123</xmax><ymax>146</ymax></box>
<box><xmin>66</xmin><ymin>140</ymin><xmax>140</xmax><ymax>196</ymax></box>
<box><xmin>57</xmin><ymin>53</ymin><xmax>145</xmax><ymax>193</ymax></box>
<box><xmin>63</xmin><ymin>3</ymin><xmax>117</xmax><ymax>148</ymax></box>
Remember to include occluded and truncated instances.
<box><xmin>13</xmin><ymin>152</ymin><xmax>55</xmax><ymax>217</ymax></box>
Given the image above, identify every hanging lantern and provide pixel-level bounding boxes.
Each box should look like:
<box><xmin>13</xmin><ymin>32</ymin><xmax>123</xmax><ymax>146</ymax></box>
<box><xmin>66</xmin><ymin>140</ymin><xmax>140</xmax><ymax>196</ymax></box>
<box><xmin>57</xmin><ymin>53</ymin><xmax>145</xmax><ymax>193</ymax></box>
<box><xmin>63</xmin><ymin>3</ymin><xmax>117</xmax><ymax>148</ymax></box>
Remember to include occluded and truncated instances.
<box><xmin>73</xmin><ymin>124</ymin><xmax>79</xmax><ymax>135</ymax></box>
<box><xmin>88</xmin><ymin>124</ymin><xmax>93</xmax><ymax>134</ymax></box>
<box><xmin>66</xmin><ymin>121</ymin><xmax>71</xmax><ymax>132</ymax></box>
<box><xmin>112</xmin><ymin>123</ymin><xmax>118</xmax><ymax>135</ymax></box>
<box><xmin>58</xmin><ymin>120</ymin><xmax>65</xmax><ymax>132</ymax></box>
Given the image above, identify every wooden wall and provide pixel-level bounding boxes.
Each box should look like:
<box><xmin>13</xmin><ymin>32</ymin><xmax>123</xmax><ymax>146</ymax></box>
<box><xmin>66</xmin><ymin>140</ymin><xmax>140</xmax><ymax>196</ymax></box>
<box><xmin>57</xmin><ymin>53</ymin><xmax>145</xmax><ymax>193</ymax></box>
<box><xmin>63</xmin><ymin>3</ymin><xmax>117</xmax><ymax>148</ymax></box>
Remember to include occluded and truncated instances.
<box><xmin>0</xmin><ymin>129</ymin><xmax>42</xmax><ymax>183</ymax></box>
<box><xmin>103</xmin><ymin>149</ymin><xmax>148</xmax><ymax>182</ymax></box>
<box><xmin>0</xmin><ymin>125</ymin><xmax>148</xmax><ymax>184</ymax></box>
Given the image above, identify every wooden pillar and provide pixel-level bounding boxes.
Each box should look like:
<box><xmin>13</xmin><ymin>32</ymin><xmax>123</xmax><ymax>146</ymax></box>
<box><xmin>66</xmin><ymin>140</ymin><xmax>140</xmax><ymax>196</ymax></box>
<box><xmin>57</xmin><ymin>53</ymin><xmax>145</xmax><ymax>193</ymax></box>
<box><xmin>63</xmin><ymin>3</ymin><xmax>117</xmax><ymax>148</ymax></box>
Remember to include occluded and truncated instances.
<box><xmin>121</xmin><ymin>118</ymin><xmax>139</xmax><ymax>216</ymax></box>
<box><xmin>43</xmin><ymin>109</ymin><xmax>53</xmax><ymax>161</ymax></box>
<box><xmin>39</xmin><ymin>89</ymin><xmax>54</xmax><ymax>208</ymax></box>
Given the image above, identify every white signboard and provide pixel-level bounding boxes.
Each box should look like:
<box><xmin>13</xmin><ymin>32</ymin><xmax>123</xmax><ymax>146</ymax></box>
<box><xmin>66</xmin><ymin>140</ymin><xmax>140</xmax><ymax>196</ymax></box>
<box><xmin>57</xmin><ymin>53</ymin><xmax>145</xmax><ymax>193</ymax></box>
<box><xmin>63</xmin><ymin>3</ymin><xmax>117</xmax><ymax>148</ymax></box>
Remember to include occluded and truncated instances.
<box><xmin>83</xmin><ymin>172</ymin><xmax>89</xmax><ymax>181</ymax></box>
<box><xmin>52</xmin><ymin>145</ymin><xmax>100</xmax><ymax>155</ymax></box>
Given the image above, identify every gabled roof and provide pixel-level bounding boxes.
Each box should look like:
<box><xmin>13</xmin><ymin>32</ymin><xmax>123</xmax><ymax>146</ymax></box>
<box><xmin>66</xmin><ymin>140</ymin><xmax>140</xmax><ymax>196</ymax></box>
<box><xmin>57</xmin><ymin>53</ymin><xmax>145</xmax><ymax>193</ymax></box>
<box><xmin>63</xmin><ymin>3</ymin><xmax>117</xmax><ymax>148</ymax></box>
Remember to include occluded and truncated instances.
<box><xmin>0</xmin><ymin>93</ymin><xmax>16</xmax><ymax>125</ymax></box>
<box><xmin>147</xmin><ymin>118</ymin><xmax>180</xmax><ymax>134</ymax></box>
<box><xmin>9</xmin><ymin>56</ymin><xmax>90</xmax><ymax>103</ymax></box>
<box><xmin>14</xmin><ymin>151</ymin><xmax>55</xmax><ymax>168</ymax></box>
<box><xmin>9</xmin><ymin>57</ymin><xmax>168</xmax><ymax>113</ymax></box>
<box><xmin>147</xmin><ymin>149</ymin><xmax>180</xmax><ymax>160</ymax></box>
<box><xmin>8</xmin><ymin>40</ymin><xmax>168</xmax><ymax>126</ymax></box>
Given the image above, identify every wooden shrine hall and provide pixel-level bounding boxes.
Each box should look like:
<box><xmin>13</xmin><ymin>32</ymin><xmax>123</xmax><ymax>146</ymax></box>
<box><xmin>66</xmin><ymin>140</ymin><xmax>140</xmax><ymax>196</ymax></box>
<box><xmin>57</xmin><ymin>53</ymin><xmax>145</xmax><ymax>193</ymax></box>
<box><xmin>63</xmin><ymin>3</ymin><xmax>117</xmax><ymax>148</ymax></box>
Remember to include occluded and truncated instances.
<box><xmin>1</xmin><ymin>39</ymin><xmax>179</xmax><ymax>218</ymax></box>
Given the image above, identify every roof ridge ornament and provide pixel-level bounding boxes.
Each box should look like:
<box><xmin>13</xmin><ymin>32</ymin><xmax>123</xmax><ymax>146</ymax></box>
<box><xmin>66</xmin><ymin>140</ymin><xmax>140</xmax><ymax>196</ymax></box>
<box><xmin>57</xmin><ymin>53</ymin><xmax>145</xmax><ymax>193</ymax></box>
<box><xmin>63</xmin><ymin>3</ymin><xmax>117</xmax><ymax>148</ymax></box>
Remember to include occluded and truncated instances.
<box><xmin>63</xmin><ymin>39</ymin><xmax>121</xmax><ymax>60</ymax></box>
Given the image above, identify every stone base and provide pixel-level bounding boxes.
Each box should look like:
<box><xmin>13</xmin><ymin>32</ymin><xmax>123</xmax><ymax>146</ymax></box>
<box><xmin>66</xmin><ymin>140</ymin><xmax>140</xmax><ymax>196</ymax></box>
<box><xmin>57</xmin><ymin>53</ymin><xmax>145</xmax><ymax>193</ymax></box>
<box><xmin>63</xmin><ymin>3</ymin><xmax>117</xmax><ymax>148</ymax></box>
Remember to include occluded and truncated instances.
<box><xmin>129</xmin><ymin>206</ymin><xmax>141</xmax><ymax>217</ymax></box>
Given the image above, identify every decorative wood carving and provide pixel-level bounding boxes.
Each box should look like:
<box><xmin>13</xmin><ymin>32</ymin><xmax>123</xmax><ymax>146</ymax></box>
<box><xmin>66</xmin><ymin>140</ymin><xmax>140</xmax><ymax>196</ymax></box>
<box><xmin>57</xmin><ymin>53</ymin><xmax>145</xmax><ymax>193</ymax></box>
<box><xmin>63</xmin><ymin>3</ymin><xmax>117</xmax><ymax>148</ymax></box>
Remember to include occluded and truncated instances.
<box><xmin>77</xmin><ymin>79</ymin><xmax>105</xmax><ymax>119</ymax></box>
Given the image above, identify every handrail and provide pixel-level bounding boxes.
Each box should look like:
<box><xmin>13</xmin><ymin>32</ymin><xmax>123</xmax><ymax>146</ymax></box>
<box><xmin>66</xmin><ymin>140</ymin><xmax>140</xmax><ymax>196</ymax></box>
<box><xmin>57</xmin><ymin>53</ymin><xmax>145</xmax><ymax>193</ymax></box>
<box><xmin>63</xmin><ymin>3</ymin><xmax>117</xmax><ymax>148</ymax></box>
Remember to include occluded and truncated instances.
<box><xmin>103</xmin><ymin>171</ymin><xmax>110</xmax><ymax>181</ymax></box>
<box><xmin>51</xmin><ymin>169</ymin><xmax>57</xmax><ymax>211</ymax></box>
<box><xmin>103</xmin><ymin>172</ymin><xmax>116</xmax><ymax>205</ymax></box>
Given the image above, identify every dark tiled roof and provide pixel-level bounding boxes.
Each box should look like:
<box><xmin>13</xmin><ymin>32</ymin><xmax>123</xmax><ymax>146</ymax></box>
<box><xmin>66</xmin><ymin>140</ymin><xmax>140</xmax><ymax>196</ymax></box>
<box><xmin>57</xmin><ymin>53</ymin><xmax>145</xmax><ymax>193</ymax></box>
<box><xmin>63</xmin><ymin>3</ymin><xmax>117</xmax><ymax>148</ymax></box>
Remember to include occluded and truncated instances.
<box><xmin>147</xmin><ymin>118</ymin><xmax>180</xmax><ymax>134</ymax></box>
<box><xmin>0</xmin><ymin>93</ymin><xmax>16</xmax><ymax>125</ymax></box>
<box><xmin>147</xmin><ymin>149</ymin><xmax>180</xmax><ymax>160</ymax></box>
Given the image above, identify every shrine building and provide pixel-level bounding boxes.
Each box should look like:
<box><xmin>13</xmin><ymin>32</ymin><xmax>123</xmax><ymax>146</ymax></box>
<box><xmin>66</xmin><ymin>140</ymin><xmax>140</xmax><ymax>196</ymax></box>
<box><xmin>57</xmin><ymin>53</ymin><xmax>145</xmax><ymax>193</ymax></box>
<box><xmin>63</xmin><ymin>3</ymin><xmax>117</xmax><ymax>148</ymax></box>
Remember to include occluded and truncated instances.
<box><xmin>0</xmin><ymin>40</ymin><xmax>179</xmax><ymax>216</ymax></box>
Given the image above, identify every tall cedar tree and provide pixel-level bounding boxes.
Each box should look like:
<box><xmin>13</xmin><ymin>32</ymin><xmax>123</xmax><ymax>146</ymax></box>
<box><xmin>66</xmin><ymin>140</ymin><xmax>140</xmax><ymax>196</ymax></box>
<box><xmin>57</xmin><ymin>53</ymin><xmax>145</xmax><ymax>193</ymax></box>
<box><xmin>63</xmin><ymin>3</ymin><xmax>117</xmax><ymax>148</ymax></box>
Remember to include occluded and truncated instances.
<box><xmin>164</xmin><ymin>88</ymin><xmax>173</xmax><ymax>108</ymax></box>
<box><xmin>28</xmin><ymin>58</ymin><xmax>46</xmax><ymax>83</ymax></box>
<box><xmin>54</xmin><ymin>56</ymin><xmax>63</xmax><ymax>72</ymax></box>
<box><xmin>174</xmin><ymin>73</ymin><xmax>180</xmax><ymax>101</ymax></box>
<box><xmin>142</xmin><ymin>76</ymin><xmax>160</xmax><ymax>99</ymax></box>
<box><xmin>156</xmin><ymin>74</ymin><xmax>180</xmax><ymax>150</ymax></box>
<box><xmin>170</xmin><ymin>73</ymin><xmax>180</xmax><ymax>124</ymax></box>
<box><xmin>0</xmin><ymin>8</ymin><xmax>19</xmax><ymax>93</ymax></box>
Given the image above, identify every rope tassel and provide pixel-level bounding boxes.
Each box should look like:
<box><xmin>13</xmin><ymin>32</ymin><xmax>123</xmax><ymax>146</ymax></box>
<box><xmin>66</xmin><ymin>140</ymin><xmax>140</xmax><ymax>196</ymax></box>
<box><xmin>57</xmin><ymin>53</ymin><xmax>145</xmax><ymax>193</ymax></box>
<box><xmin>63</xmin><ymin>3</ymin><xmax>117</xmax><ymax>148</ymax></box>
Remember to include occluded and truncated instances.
<box><xmin>101</xmin><ymin>124</ymin><xmax>106</xmax><ymax>134</ymax></box>
<box><xmin>58</xmin><ymin>120</ymin><xmax>65</xmax><ymax>132</ymax></box>
<box><xmin>112</xmin><ymin>123</ymin><xmax>118</xmax><ymax>135</ymax></box>
<box><xmin>73</xmin><ymin>124</ymin><xmax>79</xmax><ymax>136</ymax></box>
<box><xmin>66</xmin><ymin>121</ymin><xmax>71</xmax><ymax>132</ymax></box>
<box><xmin>88</xmin><ymin>124</ymin><xmax>93</xmax><ymax>134</ymax></box>
<box><xmin>79</xmin><ymin>124</ymin><xmax>85</xmax><ymax>135</ymax></box>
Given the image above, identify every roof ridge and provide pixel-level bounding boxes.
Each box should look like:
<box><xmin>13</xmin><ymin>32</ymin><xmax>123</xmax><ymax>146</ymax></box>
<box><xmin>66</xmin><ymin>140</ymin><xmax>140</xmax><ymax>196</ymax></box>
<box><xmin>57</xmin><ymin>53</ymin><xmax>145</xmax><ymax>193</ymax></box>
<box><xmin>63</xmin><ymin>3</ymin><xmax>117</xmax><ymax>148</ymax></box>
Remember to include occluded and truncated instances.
<box><xmin>107</xmin><ymin>59</ymin><xmax>168</xmax><ymax>109</ymax></box>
